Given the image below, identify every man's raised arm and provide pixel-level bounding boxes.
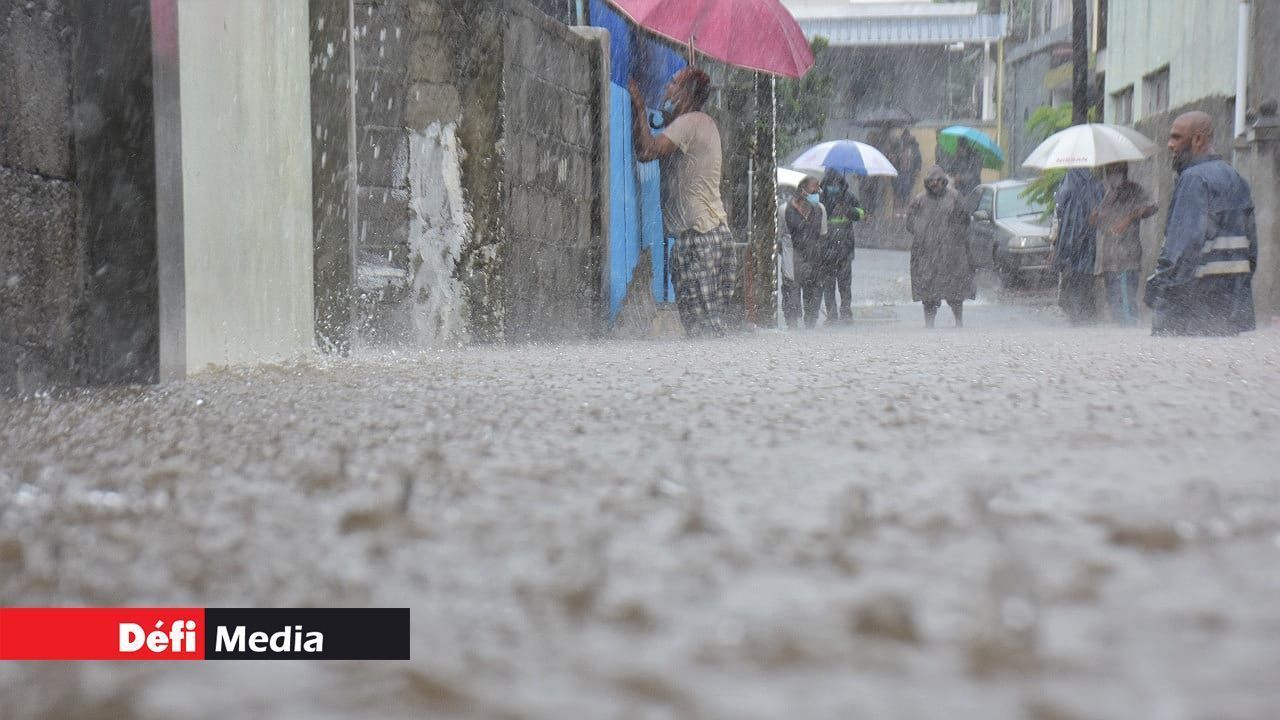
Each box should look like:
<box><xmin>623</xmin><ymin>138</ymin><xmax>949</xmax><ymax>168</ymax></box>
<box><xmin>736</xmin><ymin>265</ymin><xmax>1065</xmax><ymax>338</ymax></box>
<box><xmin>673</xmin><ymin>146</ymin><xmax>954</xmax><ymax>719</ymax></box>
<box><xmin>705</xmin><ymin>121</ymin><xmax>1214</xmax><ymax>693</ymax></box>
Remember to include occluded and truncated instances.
<box><xmin>628</xmin><ymin>79</ymin><xmax>677</xmax><ymax>163</ymax></box>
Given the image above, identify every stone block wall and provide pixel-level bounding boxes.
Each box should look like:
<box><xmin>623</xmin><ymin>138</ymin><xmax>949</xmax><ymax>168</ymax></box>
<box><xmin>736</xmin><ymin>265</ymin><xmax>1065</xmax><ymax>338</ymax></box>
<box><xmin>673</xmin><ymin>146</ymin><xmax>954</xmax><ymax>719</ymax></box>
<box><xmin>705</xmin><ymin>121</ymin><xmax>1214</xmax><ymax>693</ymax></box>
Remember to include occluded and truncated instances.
<box><xmin>343</xmin><ymin>0</ymin><xmax>606</xmax><ymax>346</ymax></box>
<box><xmin>501</xmin><ymin>1</ymin><xmax>604</xmax><ymax>340</ymax></box>
<box><xmin>348</xmin><ymin>0</ymin><xmax>415</xmax><ymax>344</ymax></box>
<box><xmin>0</xmin><ymin>2</ymin><xmax>76</xmax><ymax>393</ymax></box>
<box><xmin>0</xmin><ymin>0</ymin><xmax>72</xmax><ymax>178</ymax></box>
<box><xmin>1</xmin><ymin>0</ymin><xmax>157</xmax><ymax>393</ymax></box>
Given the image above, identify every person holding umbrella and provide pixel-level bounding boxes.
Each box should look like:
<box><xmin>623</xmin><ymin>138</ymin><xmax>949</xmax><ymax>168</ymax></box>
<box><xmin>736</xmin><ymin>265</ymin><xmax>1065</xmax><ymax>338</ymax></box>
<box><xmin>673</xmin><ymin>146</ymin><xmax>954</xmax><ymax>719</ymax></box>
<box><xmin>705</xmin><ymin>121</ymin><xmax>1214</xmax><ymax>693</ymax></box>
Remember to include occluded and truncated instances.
<box><xmin>937</xmin><ymin>126</ymin><xmax>1005</xmax><ymax>196</ymax></box>
<box><xmin>908</xmin><ymin>167</ymin><xmax>975</xmax><ymax>328</ymax></box>
<box><xmin>951</xmin><ymin>139</ymin><xmax>984</xmax><ymax>196</ymax></box>
<box><xmin>892</xmin><ymin>129</ymin><xmax>922</xmax><ymax>209</ymax></box>
<box><xmin>1052</xmin><ymin>168</ymin><xmax>1106</xmax><ymax>325</ymax></box>
<box><xmin>1022</xmin><ymin>122</ymin><xmax>1160</xmax><ymax>327</ymax></box>
<box><xmin>819</xmin><ymin>169</ymin><xmax>866</xmax><ymax>324</ymax></box>
<box><xmin>629</xmin><ymin>68</ymin><xmax>733</xmax><ymax>337</ymax></box>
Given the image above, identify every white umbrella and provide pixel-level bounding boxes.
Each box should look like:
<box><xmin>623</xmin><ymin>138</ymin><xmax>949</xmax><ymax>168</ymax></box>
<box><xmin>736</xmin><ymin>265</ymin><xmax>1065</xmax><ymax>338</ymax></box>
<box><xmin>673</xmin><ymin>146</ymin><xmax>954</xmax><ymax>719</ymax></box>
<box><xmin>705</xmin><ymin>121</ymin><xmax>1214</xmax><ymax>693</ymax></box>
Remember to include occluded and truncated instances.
<box><xmin>776</xmin><ymin>167</ymin><xmax>810</xmax><ymax>191</ymax></box>
<box><xmin>1022</xmin><ymin>123</ymin><xmax>1156</xmax><ymax>169</ymax></box>
<box><xmin>792</xmin><ymin>140</ymin><xmax>898</xmax><ymax>177</ymax></box>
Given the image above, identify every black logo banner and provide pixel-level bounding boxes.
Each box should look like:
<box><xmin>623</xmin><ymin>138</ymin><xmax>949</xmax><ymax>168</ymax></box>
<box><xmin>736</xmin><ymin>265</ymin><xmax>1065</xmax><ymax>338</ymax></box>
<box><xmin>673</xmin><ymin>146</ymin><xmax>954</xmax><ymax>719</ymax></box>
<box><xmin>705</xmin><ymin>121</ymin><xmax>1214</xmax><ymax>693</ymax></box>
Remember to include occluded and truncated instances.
<box><xmin>203</xmin><ymin>608</ymin><xmax>409</xmax><ymax>660</ymax></box>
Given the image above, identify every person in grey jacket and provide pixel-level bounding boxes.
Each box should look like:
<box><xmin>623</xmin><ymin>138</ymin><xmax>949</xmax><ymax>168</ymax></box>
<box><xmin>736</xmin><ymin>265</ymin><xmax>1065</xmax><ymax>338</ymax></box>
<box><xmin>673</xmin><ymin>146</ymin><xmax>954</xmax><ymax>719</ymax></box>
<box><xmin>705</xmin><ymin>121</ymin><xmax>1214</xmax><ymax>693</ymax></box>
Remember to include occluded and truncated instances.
<box><xmin>1091</xmin><ymin>163</ymin><xmax>1157</xmax><ymax>326</ymax></box>
<box><xmin>785</xmin><ymin>177</ymin><xmax>829</xmax><ymax>328</ymax></box>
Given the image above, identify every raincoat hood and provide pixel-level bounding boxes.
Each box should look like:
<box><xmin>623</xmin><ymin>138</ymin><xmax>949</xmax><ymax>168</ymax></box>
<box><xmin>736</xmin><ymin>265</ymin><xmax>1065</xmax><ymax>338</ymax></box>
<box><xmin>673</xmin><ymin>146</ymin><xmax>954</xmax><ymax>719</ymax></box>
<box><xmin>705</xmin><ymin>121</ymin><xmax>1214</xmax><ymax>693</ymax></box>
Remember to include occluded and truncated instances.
<box><xmin>924</xmin><ymin>166</ymin><xmax>949</xmax><ymax>196</ymax></box>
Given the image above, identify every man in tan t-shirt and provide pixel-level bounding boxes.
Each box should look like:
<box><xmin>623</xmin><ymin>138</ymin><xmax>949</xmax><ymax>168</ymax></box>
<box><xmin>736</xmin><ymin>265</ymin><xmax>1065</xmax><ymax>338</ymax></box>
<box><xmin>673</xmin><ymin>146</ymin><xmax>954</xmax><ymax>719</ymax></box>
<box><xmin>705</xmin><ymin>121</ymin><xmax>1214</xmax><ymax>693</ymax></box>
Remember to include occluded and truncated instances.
<box><xmin>629</xmin><ymin>68</ymin><xmax>735</xmax><ymax>336</ymax></box>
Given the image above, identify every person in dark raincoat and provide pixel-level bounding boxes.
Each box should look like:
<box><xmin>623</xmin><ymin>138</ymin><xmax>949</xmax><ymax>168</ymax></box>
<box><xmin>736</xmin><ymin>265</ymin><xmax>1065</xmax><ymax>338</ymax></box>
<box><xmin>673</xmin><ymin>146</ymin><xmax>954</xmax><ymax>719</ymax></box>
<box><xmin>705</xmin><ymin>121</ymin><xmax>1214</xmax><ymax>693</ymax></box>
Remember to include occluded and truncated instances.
<box><xmin>819</xmin><ymin>169</ymin><xmax>866</xmax><ymax>323</ymax></box>
<box><xmin>1145</xmin><ymin>111</ymin><xmax>1257</xmax><ymax>336</ymax></box>
<box><xmin>908</xmin><ymin>166</ymin><xmax>975</xmax><ymax>328</ymax></box>
<box><xmin>785</xmin><ymin>176</ymin><xmax>828</xmax><ymax>328</ymax></box>
<box><xmin>892</xmin><ymin>129</ymin><xmax>922</xmax><ymax>207</ymax></box>
<box><xmin>950</xmin><ymin>138</ymin><xmax>983</xmax><ymax>197</ymax></box>
<box><xmin>1052</xmin><ymin>168</ymin><xmax>1106</xmax><ymax>325</ymax></box>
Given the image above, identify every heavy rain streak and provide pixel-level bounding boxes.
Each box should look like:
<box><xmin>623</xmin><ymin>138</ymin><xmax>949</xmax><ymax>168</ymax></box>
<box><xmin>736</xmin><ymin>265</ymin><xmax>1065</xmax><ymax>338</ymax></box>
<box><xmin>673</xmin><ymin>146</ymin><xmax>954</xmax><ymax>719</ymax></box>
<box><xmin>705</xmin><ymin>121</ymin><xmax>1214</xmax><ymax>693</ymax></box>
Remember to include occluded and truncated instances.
<box><xmin>2</xmin><ymin>1</ymin><xmax>1279</xmax><ymax>718</ymax></box>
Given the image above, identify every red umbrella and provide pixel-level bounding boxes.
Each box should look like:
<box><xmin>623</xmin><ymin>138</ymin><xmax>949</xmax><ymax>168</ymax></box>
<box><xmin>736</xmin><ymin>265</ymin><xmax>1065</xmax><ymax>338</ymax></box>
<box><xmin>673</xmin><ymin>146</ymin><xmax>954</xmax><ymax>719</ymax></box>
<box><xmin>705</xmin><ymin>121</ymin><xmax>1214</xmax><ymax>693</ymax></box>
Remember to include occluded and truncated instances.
<box><xmin>604</xmin><ymin>0</ymin><xmax>814</xmax><ymax>78</ymax></box>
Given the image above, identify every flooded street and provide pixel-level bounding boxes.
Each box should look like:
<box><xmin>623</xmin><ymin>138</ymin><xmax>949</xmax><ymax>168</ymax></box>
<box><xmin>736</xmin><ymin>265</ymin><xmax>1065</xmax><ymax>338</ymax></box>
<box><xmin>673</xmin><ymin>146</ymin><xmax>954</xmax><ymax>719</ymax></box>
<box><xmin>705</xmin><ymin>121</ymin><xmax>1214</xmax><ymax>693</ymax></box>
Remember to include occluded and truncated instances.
<box><xmin>3</xmin><ymin>251</ymin><xmax>1279</xmax><ymax>720</ymax></box>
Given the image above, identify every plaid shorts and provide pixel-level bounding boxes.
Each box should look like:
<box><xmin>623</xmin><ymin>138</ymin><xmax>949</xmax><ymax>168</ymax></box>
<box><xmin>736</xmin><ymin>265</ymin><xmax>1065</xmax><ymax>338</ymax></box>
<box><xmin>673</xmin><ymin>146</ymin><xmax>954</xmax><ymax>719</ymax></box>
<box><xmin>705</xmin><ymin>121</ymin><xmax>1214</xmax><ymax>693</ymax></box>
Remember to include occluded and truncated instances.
<box><xmin>670</xmin><ymin>225</ymin><xmax>736</xmax><ymax>336</ymax></box>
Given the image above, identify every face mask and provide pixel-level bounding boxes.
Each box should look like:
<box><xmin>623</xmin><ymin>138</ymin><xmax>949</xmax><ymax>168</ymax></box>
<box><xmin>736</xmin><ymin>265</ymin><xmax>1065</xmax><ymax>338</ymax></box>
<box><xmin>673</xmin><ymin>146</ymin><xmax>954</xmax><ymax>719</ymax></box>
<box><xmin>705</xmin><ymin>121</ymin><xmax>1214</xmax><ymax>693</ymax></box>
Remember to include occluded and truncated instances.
<box><xmin>807</xmin><ymin>193</ymin><xmax>821</xmax><ymax>205</ymax></box>
<box><xmin>823</xmin><ymin>185</ymin><xmax>839</xmax><ymax>195</ymax></box>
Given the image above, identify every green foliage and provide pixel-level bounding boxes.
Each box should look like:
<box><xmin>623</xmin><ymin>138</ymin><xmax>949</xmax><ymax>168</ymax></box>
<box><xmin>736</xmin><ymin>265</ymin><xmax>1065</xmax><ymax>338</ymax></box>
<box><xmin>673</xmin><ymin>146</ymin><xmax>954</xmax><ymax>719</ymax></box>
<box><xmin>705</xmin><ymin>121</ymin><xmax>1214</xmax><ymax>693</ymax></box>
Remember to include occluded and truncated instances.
<box><xmin>1020</xmin><ymin>103</ymin><xmax>1098</xmax><ymax>218</ymax></box>
<box><xmin>1026</xmin><ymin>105</ymin><xmax>1073</xmax><ymax>144</ymax></box>
<box><xmin>775</xmin><ymin>37</ymin><xmax>834</xmax><ymax>160</ymax></box>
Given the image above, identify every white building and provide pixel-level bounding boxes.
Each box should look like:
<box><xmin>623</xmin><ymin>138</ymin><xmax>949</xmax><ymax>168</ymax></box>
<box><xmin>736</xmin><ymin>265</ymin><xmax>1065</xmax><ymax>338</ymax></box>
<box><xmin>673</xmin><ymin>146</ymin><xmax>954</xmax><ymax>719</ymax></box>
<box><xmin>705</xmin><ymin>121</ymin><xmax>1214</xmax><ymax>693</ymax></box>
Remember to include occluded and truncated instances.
<box><xmin>1103</xmin><ymin>0</ymin><xmax>1242</xmax><ymax>130</ymax></box>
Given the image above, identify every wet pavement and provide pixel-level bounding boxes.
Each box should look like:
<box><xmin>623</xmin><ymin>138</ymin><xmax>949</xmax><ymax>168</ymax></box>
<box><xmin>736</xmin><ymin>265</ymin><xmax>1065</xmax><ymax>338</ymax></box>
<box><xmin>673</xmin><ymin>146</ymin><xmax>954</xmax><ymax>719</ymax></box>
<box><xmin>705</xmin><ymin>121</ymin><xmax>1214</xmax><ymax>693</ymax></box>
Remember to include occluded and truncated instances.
<box><xmin>3</xmin><ymin>250</ymin><xmax>1280</xmax><ymax>720</ymax></box>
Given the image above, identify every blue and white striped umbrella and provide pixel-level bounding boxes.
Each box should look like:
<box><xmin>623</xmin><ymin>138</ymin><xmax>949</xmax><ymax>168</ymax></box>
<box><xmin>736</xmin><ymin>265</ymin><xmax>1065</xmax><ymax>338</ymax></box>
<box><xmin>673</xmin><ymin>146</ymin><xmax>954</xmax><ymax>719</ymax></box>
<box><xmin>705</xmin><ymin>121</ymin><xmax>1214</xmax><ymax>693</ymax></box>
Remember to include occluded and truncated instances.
<box><xmin>792</xmin><ymin>140</ymin><xmax>898</xmax><ymax>177</ymax></box>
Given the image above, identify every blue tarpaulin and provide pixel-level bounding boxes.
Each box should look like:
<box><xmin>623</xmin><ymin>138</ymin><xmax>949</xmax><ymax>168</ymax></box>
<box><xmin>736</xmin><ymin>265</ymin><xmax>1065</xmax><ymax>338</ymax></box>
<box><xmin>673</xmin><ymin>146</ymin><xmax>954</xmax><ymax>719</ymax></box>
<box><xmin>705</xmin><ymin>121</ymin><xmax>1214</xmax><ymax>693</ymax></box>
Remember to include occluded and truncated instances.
<box><xmin>590</xmin><ymin>1</ymin><xmax>683</xmax><ymax>320</ymax></box>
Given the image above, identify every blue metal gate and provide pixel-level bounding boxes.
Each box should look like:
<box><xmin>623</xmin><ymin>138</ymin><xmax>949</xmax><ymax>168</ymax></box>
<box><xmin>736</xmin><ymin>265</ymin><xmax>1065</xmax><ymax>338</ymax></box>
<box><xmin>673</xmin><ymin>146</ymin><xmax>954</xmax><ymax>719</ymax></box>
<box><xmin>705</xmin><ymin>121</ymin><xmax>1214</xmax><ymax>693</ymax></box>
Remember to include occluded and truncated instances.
<box><xmin>590</xmin><ymin>2</ymin><xmax>684</xmax><ymax>321</ymax></box>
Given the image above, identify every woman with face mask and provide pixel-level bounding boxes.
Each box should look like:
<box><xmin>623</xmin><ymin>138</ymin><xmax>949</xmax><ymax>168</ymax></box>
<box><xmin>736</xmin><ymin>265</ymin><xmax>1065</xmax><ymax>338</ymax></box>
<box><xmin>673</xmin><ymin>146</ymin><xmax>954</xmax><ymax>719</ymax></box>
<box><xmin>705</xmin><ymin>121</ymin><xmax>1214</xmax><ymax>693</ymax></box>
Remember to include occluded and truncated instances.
<box><xmin>1089</xmin><ymin>163</ymin><xmax>1158</xmax><ymax>326</ymax></box>
<box><xmin>784</xmin><ymin>177</ymin><xmax>829</xmax><ymax>328</ymax></box>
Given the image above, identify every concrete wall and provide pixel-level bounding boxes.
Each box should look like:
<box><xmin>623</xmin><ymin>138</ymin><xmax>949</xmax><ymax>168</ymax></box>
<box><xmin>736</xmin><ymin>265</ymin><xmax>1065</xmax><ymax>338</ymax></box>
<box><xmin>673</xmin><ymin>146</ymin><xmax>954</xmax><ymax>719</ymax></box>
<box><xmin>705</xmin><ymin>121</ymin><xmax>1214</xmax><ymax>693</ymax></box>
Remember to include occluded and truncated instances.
<box><xmin>1234</xmin><ymin>129</ymin><xmax>1280</xmax><ymax>324</ymax></box>
<box><xmin>501</xmin><ymin>2</ymin><xmax>604</xmax><ymax>340</ymax></box>
<box><xmin>1</xmin><ymin>0</ymin><xmax>158</xmax><ymax>393</ymax></box>
<box><xmin>344</xmin><ymin>0</ymin><xmax>606</xmax><ymax>346</ymax></box>
<box><xmin>310</xmin><ymin>0</ymin><xmax>356</xmax><ymax>353</ymax></box>
<box><xmin>166</xmin><ymin>0</ymin><xmax>315</xmax><ymax>375</ymax></box>
<box><xmin>0</xmin><ymin>1</ymin><xmax>77</xmax><ymax>393</ymax></box>
<box><xmin>1105</xmin><ymin>0</ymin><xmax>1238</xmax><ymax>124</ymax></box>
<box><xmin>1003</xmin><ymin>26</ymin><xmax>1065</xmax><ymax>177</ymax></box>
<box><xmin>3</xmin><ymin>0</ymin><xmax>609</xmax><ymax>391</ymax></box>
<box><xmin>1249</xmin><ymin>0</ymin><xmax>1280</xmax><ymax>113</ymax></box>
<box><xmin>74</xmin><ymin>0</ymin><xmax>160</xmax><ymax>385</ymax></box>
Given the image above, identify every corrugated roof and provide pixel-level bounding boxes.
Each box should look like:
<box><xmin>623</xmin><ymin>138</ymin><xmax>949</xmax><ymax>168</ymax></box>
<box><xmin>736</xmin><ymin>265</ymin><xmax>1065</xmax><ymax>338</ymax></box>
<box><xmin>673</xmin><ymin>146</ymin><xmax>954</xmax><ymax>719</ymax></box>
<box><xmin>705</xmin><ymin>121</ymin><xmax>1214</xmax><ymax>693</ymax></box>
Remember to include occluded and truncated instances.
<box><xmin>799</xmin><ymin>14</ymin><xmax>1008</xmax><ymax>46</ymax></box>
<box><xmin>784</xmin><ymin>1</ymin><xmax>980</xmax><ymax>21</ymax></box>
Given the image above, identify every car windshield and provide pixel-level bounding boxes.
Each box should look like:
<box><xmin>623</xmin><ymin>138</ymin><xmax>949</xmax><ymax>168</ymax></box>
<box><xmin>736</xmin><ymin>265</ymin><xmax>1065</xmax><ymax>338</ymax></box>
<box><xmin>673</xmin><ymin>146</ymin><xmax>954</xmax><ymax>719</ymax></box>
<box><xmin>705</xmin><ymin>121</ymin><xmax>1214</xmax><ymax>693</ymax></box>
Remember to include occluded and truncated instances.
<box><xmin>996</xmin><ymin>187</ymin><xmax>1046</xmax><ymax>220</ymax></box>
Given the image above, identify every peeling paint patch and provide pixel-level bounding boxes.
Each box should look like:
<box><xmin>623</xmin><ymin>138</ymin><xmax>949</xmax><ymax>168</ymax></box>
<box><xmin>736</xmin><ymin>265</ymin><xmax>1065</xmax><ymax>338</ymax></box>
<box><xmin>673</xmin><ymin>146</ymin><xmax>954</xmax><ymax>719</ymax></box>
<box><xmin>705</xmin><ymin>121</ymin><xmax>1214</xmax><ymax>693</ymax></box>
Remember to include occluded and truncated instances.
<box><xmin>408</xmin><ymin>122</ymin><xmax>468</xmax><ymax>344</ymax></box>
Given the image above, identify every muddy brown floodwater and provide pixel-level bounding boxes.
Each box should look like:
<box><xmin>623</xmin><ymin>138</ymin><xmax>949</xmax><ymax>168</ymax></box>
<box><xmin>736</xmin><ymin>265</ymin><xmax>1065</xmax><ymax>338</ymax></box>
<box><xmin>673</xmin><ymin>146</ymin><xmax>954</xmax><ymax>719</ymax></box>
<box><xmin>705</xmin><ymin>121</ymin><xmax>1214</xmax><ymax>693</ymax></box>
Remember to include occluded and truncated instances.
<box><xmin>3</xmin><ymin>310</ymin><xmax>1280</xmax><ymax>719</ymax></box>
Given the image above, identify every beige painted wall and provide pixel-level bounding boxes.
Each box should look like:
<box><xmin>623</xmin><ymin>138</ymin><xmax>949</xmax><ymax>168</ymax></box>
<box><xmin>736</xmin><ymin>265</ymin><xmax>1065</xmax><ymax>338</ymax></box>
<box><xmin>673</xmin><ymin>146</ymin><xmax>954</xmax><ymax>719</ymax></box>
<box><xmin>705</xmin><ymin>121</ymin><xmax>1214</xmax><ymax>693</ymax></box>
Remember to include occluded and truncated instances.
<box><xmin>176</xmin><ymin>0</ymin><xmax>314</xmax><ymax>373</ymax></box>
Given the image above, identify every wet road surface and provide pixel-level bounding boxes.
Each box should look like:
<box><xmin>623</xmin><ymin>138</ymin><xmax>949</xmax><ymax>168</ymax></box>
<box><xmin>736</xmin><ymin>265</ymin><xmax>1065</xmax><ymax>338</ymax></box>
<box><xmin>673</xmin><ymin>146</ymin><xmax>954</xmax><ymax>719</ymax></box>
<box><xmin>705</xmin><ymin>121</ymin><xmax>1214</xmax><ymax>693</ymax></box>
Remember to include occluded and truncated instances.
<box><xmin>3</xmin><ymin>251</ymin><xmax>1280</xmax><ymax>720</ymax></box>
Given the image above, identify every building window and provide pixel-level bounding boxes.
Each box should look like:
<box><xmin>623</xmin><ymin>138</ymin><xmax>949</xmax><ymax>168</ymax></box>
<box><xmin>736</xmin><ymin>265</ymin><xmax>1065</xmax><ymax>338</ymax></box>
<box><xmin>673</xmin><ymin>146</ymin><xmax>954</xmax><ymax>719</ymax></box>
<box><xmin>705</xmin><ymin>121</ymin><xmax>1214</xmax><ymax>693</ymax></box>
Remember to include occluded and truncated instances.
<box><xmin>1143</xmin><ymin>66</ymin><xmax>1170</xmax><ymax>116</ymax></box>
<box><xmin>1112</xmin><ymin>85</ymin><xmax>1134</xmax><ymax>125</ymax></box>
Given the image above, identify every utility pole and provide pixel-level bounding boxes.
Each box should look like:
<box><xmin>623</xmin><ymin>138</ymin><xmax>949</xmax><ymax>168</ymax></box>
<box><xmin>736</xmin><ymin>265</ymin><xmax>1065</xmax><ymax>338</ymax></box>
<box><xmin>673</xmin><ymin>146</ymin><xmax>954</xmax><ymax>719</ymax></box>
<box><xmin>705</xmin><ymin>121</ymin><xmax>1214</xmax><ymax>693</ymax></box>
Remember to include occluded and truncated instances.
<box><xmin>1072</xmin><ymin>0</ymin><xmax>1089</xmax><ymax>125</ymax></box>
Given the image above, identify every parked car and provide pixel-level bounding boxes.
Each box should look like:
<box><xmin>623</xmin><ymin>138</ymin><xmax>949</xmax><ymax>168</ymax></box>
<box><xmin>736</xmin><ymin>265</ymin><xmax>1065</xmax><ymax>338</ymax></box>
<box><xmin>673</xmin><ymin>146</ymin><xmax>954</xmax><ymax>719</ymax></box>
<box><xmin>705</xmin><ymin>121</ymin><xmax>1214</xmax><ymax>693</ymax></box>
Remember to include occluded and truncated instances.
<box><xmin>965</xmin><ymin>180</ymin><xmax>1053</xmax><ymax>287</ymax></box>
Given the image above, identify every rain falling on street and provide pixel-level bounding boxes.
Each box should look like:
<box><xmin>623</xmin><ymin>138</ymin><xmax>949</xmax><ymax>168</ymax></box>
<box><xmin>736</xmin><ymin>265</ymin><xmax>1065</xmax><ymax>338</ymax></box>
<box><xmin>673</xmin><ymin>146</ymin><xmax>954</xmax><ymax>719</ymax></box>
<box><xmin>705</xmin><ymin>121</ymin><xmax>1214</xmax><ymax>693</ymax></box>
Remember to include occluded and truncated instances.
<box><xmin>5</xmin><ymin>0</ymin><xmax>1280</xmax><ymax>718</ymax></box>
<box><xmin>5</xmin><ymin>250</ymin><xmax>1280</xmax><ymax>719</ymax></box>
